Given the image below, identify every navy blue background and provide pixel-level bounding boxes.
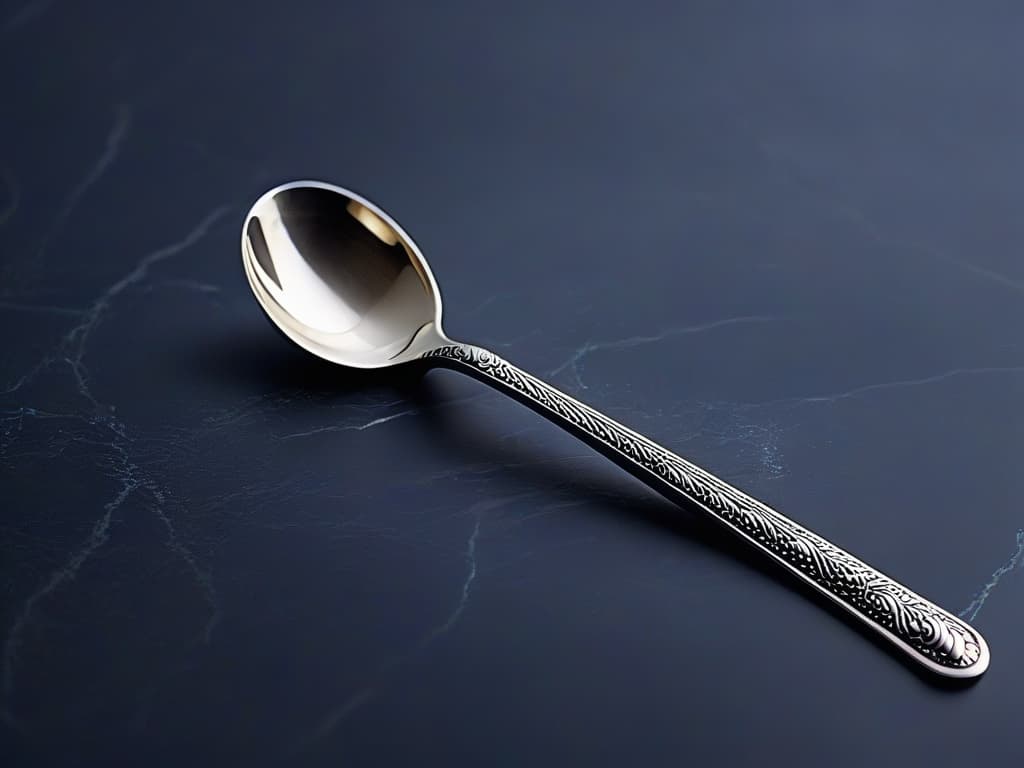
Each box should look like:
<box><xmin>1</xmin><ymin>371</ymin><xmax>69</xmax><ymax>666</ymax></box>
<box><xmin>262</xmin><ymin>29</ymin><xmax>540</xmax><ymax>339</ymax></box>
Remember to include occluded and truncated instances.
<box><xmin>2</xmin><ymin>1</ymin><xmax>1022</xmax><ymax>765</ymax></box>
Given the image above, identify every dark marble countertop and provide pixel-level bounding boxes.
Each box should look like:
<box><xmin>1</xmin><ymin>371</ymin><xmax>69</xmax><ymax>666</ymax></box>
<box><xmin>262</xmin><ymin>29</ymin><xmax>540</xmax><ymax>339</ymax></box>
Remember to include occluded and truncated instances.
<box><xmin>2</xmin><ymin>2</ymin><xmax>1022</xmax><ymax>765</ymax></box>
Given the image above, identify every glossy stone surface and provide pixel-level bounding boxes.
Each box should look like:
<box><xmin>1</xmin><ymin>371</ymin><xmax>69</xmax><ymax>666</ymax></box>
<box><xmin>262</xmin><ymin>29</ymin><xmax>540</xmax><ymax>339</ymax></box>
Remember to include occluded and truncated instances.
<box><xmin>2</xmin><ymin>2</ymin><xmax>1022</xmax><ymax>765</ymax></box>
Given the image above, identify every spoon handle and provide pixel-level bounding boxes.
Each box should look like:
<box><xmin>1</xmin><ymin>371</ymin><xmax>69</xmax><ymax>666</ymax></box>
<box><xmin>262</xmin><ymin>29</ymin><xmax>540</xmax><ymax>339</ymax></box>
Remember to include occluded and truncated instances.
<box><xmin>422</xmin><ymin>343</ymin><xmax>989</xmax><ymax>678</ymax></box>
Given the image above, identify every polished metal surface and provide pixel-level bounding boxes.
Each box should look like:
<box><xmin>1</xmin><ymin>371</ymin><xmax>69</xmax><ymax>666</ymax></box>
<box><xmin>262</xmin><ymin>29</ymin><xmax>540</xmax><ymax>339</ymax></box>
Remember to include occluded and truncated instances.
<box><xmin>242</xmin><ymin>180</ymin><xmax>990</xmax><ymax>679</ymax></box>
<box><xmin>243</xmin><ymin>181</ymin><xmax>446</xmax><ymax>368</ymax></box>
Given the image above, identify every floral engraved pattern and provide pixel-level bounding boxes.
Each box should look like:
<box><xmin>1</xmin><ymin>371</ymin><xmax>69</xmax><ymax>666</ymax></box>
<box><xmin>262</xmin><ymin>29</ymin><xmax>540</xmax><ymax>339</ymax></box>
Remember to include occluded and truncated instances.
<box><xmin>423</xmin><ymin>344</ymin><xmax>984</xmax><ymax>671</ymax></box>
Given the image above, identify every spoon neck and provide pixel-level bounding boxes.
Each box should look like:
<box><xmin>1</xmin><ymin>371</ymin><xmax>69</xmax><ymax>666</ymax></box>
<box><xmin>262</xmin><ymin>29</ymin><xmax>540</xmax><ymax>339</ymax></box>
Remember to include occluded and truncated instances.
<box><xmin>394</xmin><ymin>321</ymin><xmax>458</xmax><ymax>362</ymax></box>
<box><xmin>419</xmin><ymin>340</ymin><xmax>494</xmax><ymax>365</ymax></box>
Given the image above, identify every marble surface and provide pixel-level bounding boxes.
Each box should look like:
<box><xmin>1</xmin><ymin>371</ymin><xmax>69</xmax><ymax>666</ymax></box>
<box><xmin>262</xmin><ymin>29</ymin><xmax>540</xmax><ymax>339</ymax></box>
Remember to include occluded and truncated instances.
<box><xmin>2</xmin><ymin>2</ymin><xmax>1023</xmax><ymax>765</ymax></box>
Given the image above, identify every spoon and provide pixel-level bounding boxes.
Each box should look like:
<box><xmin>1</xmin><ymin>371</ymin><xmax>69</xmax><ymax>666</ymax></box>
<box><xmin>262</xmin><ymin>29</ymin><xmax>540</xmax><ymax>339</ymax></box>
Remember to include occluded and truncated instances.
<box><xmin>241</xmin><ymin>179</ymin><xmax>989</xmax><ymax>679</ymax></box>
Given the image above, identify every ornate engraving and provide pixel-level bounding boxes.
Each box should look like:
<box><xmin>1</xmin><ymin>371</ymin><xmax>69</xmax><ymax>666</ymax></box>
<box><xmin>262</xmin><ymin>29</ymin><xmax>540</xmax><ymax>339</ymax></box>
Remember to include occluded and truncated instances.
<box><xmin>423</xmin><ymin>344</ymin><xmax>984</xmax><ymax>671</ymax></box>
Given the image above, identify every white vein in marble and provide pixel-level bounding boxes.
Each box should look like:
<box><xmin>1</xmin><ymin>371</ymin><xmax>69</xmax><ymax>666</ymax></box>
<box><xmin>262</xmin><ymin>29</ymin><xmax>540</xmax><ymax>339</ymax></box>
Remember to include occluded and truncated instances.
<box><xmin>548</xmin><ymin>315</ymin><xmax>773</xmax><ymax>391</ymax></box>
<box><xmin>1</xmin><ymin>199</ymin><xmax>231</xmax><ymax>723</ymax></box>
<box><xmin>303</xmin><ymin>497</ymin><xmax>531</xmax><ymax>748</ymax></box>
<box><xmin>960</xmin><ymin>529</ymin><xmax>1024</xmax><ymax>622</ymax></box>
<box><xmin>35</xmin><ymin>105</ymin><xmax>131</xmax><ymax>262</ymax></box>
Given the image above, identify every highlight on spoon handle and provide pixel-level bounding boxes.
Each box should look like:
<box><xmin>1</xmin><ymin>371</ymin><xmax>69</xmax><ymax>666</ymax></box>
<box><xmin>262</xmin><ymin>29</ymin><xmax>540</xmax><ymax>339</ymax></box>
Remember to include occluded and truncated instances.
<box><xmin>422</xmin><ymin>343</ymin><xmax>989</xmax><ymax>678</ymax></box>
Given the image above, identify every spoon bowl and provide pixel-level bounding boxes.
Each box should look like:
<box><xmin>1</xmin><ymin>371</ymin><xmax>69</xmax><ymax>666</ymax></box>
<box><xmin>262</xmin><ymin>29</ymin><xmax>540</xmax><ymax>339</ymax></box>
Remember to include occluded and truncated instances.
<box><xmin>242</xmin><ymin>181</ymin><xmax>447</xmax><ymax>368</ymax></box>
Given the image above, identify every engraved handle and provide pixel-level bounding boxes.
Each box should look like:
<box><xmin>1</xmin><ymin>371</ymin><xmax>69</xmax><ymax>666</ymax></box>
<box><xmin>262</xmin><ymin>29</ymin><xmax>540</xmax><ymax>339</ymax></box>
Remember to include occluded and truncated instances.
<box><xmin>423</xmin><ymin>343</ymin><xmax>989</xmax><ymax>678</ymax></box>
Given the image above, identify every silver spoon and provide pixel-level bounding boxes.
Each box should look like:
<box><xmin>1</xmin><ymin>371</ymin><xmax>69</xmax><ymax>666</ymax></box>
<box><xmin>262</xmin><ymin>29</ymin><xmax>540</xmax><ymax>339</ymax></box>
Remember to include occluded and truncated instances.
<box><xmin>241</xmin><ymin>179</ymin><xmax>989</xmax><ymax>679</ymax></box>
